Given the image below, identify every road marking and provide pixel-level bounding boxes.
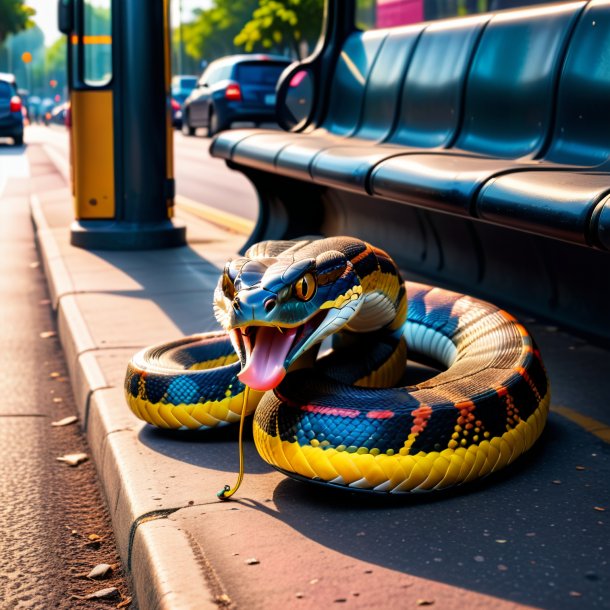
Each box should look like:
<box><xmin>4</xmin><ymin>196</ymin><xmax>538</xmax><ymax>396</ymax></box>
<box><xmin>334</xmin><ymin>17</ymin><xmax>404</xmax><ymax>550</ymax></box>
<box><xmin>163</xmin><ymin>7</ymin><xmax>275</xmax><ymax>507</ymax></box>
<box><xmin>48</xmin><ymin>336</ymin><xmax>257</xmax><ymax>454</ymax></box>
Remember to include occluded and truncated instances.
<box><xmin>175</xmin><ymin>194</ymin><xmax>254</xmax><ymax>235</ymax></box>
<box><xmin>552</xmin><ymin>405</ymin><xmax>610</xmax><ymax>443</ymax></box>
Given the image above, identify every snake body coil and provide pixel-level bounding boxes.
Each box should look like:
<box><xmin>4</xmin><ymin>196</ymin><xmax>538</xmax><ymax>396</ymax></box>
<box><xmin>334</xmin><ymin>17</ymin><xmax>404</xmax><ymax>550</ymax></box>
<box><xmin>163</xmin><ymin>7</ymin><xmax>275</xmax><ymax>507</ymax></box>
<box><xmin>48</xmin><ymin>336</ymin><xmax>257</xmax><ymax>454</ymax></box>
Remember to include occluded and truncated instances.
<box><xmin>125</xmin><ymin>237</ymin><xmax>549</xmax><ymax>493</ymax></box>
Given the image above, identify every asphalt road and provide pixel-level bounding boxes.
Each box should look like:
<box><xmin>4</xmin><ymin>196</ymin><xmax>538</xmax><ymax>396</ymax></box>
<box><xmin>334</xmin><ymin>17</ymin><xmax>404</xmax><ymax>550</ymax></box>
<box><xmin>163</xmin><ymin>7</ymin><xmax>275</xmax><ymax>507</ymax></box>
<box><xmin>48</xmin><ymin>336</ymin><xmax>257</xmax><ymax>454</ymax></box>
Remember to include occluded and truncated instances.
<box><xmin>26</xmin><ymin>123</ymin><xmax>259</xmax><ymax>222</ymax></box>
<box><xmin>0</xmin><ymin>143</ymin><xmax>132</xmax><ymax>608</ymax></box>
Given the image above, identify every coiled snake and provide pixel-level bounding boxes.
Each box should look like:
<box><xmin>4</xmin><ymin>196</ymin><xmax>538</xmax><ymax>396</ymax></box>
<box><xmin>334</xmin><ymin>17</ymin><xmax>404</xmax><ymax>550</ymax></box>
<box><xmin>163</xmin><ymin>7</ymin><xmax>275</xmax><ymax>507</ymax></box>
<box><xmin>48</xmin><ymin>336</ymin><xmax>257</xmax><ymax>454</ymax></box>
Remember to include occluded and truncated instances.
<box><xmin>125</xmin><ymin>237</ymin><xmax>549</xmax><ymax>495</ymax></box>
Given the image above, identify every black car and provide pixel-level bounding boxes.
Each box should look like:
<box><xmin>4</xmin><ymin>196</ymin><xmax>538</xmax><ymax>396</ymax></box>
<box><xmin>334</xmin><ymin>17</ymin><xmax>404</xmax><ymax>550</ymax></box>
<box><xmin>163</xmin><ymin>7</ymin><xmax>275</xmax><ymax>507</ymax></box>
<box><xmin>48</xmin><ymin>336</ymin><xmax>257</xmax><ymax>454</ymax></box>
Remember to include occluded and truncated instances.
<box><xmin>181</xmin><ymin>54</ymin><xmax>291</xmax><ymax>137</ymax></box>
<box><xmin>0</xmin><ymin>73</ymin><xmax>24</xmax><ymax>145</ymax></box>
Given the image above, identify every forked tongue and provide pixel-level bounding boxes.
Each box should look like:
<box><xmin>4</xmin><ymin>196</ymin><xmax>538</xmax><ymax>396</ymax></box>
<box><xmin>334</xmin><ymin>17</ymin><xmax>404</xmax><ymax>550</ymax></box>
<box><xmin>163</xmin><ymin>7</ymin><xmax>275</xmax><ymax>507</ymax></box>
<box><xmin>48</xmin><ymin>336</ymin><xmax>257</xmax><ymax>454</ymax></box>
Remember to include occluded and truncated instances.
<box><xmin>238</xmin><ymin>326</ymin><xmax>297</xmax><ymax>391</ymax></box>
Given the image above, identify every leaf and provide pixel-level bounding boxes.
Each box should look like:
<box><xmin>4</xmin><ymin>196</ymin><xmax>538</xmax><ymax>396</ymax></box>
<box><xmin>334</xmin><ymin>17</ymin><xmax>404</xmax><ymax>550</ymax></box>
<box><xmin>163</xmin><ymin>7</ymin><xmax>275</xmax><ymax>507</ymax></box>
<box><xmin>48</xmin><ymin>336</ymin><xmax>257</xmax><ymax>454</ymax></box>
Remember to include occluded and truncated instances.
<box><xmin>85</xmin><ymin>587</ymin><xmax>119</xmax><ymax>600</ymax></box>
<box><xmin>56</xmin><ymin>453</ymin><xmax>88</xmax><ymax>466</ymax></box>
<box><xmin>87</xmin><ymin>563</ymin><xmax>113</xmax><ymax>579</ymax></box>
<box><xmin>51</xmin><ymin>416</ymin><xmax>78</xmax><ymax>427</ymax></box>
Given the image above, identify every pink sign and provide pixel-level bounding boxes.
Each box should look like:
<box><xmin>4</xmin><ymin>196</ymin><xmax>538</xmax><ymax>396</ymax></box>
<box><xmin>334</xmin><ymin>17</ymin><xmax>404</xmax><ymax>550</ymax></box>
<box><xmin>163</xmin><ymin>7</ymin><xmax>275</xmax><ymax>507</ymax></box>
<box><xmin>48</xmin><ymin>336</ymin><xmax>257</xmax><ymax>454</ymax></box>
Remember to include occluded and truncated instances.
<box><xmin>376</xmin><ymin>0</ymin><xmax>424</xmax><ymax>27</ymax></box>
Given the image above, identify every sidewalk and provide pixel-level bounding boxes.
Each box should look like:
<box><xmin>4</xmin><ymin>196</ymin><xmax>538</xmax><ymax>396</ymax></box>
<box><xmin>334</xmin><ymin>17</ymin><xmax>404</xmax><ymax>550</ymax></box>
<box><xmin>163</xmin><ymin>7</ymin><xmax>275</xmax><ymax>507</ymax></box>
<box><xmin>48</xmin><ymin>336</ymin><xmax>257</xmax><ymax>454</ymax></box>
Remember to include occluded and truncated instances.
<box><xmin>28</xmin><ymin>142</ymin><xmax>610</xmax><ymax>610</ymax></box>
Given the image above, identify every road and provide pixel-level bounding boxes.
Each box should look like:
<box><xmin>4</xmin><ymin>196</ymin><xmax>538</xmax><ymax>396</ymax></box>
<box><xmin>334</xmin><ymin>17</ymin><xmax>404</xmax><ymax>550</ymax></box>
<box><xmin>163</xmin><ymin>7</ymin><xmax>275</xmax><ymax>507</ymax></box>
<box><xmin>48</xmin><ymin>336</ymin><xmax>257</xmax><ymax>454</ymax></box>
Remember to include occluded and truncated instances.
<box><xmin>0</xmin><ymin>142</ymin><xmax>132</xmax><ymax>608</ymax></box>
<box><xmin>27</xmin><ymin>124</ymin><xmax>259</xmax><ymax>222</ymax></box>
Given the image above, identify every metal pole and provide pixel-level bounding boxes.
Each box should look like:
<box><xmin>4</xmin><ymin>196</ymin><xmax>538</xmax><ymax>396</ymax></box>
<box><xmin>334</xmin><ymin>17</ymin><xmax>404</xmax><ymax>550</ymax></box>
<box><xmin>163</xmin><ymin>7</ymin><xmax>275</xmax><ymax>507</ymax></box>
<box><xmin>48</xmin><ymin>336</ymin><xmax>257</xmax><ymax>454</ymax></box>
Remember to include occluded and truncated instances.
<box><xmin>70</xmin><ymin>0</ymin><xmax>185</xmax><ymax>250</ymax></box>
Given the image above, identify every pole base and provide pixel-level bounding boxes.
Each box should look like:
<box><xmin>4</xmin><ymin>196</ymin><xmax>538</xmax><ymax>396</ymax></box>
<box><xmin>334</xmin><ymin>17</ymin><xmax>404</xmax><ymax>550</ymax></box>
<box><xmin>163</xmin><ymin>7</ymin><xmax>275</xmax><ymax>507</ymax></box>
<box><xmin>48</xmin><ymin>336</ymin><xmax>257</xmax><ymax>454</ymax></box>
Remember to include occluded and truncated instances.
<box><xmin>70</xmin><ymin>219</ymin><xmax>187</xmax><ymax>250</ymax></box>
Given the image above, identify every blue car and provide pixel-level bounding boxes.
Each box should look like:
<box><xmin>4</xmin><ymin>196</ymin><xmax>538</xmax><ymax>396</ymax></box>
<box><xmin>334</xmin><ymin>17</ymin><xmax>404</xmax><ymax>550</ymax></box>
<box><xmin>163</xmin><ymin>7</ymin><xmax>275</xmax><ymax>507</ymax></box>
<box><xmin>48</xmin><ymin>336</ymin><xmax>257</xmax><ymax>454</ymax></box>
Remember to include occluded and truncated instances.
<box><xmin>181</xmin><ymin>54</ymin><xmax>291</xmax><ymax>137</ymax></box>
<box><xmin>0</xmin><ymin>73</ymin><xmax>24</xmax><ymax>145</ymax></box>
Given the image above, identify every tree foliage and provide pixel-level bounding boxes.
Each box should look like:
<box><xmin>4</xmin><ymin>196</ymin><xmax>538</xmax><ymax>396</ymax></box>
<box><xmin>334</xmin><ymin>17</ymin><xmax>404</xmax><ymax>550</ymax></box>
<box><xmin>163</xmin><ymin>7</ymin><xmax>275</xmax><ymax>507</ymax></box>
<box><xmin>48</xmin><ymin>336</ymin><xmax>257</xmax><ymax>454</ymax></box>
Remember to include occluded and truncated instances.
<box><xmin>180</xmin><ymin>0</ymin><xmax>323</xmax><ymax>65</ymax></box>
<box><xmin>0</xmin><ymin>0</ymin><xmax>35</xmax><ymax>46</ymax></box>
<box><xmin>234</xmin><ymin>0</ymin><xmax>323</xmax><ymax>59</ymax></box>
<box><xmin>181</xmin><ymin>0</ymin><xmax>259</xmax><ymax>64</ymax></box>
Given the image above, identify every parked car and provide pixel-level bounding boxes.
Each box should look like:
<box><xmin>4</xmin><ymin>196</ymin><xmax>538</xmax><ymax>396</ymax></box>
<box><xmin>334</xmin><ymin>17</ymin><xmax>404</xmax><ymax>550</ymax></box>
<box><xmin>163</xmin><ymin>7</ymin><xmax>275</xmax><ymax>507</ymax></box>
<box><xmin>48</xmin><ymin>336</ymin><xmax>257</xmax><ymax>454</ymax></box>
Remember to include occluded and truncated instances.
<box><xmin>47</xmin><ymin>102</ymin><xmax>70</xmax><ymax>127</ymax></box>
<box><xmin>170</xmin><ymin>75</ymin><xmax>197</xmax><ymax>130</ymax></box>
<box><xmin>170</xmin><ymin>98</ymin><xmax>183</xmax><ymax>129</ymax></box>
<box><xmin>171</xmin><ymin>74</ymin><xmax>197</xmax><ymax>105</ymax></box>
<box><xmin>0</xmin><ymin>73</ymin><xmax>24</xmax><ymax>145</ymax></box>
<box><xmin>181</xmin><ymin>54</ymin><xmax>291</xmax><ymax>137</ymax></box>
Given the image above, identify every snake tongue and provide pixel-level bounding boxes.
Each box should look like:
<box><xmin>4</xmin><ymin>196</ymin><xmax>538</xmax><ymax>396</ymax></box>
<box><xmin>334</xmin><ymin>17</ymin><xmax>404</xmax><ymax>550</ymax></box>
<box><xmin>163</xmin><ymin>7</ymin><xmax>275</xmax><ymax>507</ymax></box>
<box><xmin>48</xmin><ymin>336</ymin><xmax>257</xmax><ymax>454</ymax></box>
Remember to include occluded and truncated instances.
<box><xmin>238</xmin><ymin>326</ymin><xmax>297</xmax><ymax>391</ymax></box>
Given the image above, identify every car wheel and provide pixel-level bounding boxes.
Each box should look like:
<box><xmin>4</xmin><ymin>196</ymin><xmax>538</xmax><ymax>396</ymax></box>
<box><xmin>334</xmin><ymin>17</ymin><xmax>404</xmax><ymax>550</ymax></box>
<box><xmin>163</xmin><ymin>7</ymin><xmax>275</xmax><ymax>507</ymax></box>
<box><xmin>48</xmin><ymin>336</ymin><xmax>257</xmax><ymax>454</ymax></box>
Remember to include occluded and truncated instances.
<box><xmin>13</xmin><ymin>133</ymin><xmax>23</xmax><ymax>146</ymax></box>
<box><xmin>207</xmin><ymin>108</ymin><xmax>225</xmax><ymax>138</ymax></box>
<box><xmin>181</xmin><ymin>113</ymin><xmax>195</xmax><ymax>136</ymax></box>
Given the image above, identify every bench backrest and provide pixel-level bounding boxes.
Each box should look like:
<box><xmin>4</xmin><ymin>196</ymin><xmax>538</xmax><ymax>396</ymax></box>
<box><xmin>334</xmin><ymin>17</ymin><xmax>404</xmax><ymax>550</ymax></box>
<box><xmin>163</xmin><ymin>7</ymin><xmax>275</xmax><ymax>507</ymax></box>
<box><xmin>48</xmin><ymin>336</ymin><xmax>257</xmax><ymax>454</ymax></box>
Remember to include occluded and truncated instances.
<box><xmin>389</xmin><ymin>14</ymin><xmax>489</xmax><ymax>148</ymax></box>
<box><xmin>545</xmin><ymin>0</ymin><xmax>610</xmax><ymax>166</ymax></box>
<box><xmin>455</xmin><ymin>2</ymin><xmax>585</xmax><ymax>158</ymax></box>
<box><xmin>352</xmin><ymin>23</ymin><xmax>423</xmax><ymax>142</ymax></box>
<box><xmin>323</xmin><ymin>29</ymin><xmax>387</xmax><ymax>136</ymax></box>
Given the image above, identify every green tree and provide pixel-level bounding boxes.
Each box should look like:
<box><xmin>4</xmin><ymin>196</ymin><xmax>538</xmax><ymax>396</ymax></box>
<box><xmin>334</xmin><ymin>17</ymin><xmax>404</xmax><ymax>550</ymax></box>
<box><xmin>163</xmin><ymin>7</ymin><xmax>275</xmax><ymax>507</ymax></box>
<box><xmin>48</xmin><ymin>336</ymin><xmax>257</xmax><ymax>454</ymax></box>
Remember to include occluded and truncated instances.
<box><xmin>181</xmin><ymin>0</ymin><xmax>259</xmax><ymax>65</ymax></box>
<box><xmin>0</xmin><ymin>0</ymin><xmax>35</xmax><ymax>46</ymax></box>
<box><xmin>234</xmin><ymin>0</ymin><xmax>323</xmax><ymax>59</ymax></box>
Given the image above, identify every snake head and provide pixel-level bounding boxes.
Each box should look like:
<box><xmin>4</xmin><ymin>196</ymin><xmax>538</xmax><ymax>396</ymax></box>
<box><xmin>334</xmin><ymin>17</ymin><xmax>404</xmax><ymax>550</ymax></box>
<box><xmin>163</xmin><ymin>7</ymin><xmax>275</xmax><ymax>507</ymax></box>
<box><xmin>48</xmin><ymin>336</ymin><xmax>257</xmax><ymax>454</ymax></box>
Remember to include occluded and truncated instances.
<box><xmin>213</xmin><ymin>249</ymin><xmax>363</xmax><ymax>391</ymax></box>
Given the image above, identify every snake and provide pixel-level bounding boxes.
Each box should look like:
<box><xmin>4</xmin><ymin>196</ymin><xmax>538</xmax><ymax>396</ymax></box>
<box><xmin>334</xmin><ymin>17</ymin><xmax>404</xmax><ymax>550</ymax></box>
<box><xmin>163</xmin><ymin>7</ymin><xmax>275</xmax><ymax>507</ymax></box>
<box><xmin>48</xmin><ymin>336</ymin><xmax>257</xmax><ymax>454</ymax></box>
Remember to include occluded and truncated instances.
<box><xmin>125</xmin><ymin>236</ymin><xmax>550</xmax><ymax>494</ymax></box>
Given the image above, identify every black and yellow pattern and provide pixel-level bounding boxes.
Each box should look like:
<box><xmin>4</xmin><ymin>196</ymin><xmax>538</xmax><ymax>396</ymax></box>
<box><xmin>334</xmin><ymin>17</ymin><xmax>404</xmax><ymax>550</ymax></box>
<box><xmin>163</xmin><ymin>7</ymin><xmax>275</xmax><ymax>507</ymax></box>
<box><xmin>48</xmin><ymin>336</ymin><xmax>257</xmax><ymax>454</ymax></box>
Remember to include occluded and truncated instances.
<box><xmin>125</xmin><ymin>237</ymin><xmax>549</xmax><ymax>493</ymax></box>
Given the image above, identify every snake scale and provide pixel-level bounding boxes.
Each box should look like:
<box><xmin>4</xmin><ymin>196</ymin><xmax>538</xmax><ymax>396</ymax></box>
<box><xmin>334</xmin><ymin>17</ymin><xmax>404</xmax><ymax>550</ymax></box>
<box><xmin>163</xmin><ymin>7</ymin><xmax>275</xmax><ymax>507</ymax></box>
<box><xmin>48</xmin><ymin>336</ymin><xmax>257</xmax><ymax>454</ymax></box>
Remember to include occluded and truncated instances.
<box><xmin>125</xmin><ymin>237</ymin><xmax>549</xmax><ymax>494</ymax></box>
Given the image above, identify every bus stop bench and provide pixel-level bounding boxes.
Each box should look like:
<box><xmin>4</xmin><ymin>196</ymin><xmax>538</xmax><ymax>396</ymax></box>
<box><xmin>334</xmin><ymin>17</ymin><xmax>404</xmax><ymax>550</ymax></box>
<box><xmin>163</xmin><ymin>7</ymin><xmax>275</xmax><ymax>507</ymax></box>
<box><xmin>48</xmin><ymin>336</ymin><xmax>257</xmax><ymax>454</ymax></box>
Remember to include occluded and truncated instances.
<box><xmin>210</xmin><ymin>0</ymin><xmax>610</xmax><ymax>340</ymax></box>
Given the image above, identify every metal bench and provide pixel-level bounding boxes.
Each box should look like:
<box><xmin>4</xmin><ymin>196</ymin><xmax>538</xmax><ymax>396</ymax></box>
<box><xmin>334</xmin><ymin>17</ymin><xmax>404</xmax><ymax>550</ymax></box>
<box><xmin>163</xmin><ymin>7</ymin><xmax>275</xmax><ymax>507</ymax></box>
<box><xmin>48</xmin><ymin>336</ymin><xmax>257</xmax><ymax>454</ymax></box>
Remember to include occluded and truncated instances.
<box><xmin>210</xmin><ymin>0</ymin><xmax>610</xmax><ymax>341</ymax></box>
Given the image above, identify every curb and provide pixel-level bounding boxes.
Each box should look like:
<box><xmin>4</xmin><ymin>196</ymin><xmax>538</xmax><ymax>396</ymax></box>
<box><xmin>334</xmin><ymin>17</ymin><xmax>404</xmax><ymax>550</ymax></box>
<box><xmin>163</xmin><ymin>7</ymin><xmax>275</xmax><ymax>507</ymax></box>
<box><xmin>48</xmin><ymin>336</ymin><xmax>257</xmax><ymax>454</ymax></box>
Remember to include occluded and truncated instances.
<box><xmin>31</xmin><ymin>194</ymin><xmax>219</xmax><ymax>610</ymax></box>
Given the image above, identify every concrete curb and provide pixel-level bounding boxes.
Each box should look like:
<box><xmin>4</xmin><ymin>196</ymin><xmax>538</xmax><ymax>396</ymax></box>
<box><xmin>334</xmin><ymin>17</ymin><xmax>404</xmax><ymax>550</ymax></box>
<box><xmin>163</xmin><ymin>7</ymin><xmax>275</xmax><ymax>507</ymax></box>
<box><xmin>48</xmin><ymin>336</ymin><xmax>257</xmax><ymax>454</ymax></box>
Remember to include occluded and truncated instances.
<box><xmin>31</xmin><ymin>195</ymin><xmax>221</xmax><ymax>610</ymax></box>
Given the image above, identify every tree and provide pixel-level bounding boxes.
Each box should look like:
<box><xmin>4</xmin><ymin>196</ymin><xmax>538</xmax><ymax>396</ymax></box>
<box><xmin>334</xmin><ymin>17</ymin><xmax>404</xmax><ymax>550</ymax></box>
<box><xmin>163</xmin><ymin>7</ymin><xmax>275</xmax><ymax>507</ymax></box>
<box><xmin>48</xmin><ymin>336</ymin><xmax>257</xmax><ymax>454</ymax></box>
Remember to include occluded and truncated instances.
<box><xmin>181</xmin><ymin>0</ymin><xmax>259</xmax><ymax>65</ymax></box>
<box><xmin>234</xmin><ymin>0</ymin><xmax>324</xmax><ymax>59</ymax></box>
<box><xmin>0</xmin><ymin>0</ymin><xmax>35</xmax><ymax>47</ymax></box>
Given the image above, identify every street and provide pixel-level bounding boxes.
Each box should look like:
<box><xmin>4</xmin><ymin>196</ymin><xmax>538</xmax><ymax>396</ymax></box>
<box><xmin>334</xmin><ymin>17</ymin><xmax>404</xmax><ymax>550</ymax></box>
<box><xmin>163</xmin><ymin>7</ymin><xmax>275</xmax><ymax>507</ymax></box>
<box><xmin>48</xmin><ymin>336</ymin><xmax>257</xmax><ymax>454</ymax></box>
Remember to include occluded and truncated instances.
<box><xmin>28</xmin><ymin>123</ymin><xmax>259</xmax><ymax>223</ymax></box>
<box><xmin>0</xmin><ymin>142</ymin><xmax>131</xmax><ymax>608</ymax></box>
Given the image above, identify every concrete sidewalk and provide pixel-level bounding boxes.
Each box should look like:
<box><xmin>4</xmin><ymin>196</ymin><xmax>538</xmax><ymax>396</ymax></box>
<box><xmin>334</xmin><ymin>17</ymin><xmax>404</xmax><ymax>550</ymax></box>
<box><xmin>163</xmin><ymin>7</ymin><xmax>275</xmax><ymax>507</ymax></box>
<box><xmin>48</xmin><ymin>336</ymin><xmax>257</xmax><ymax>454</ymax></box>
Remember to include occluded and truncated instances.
<box><xmin>28</xmin><ymin>142</ymin><xmax>610</xmax><ymax>610</ymax></box>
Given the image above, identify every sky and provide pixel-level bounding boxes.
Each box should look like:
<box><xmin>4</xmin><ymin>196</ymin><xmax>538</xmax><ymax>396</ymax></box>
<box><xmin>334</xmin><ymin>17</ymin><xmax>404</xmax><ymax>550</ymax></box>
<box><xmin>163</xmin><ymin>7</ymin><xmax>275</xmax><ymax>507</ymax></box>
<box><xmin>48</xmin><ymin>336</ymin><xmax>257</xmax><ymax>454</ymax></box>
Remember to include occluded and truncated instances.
<box><xmin>28</xmin><ymin>0</ymin><xmax>62</xmax><ymax>46</ymax></box>
<box><xmin>28</xmin><ymin>0</ymin><xmax>211</xmax><ymax>47</ymax></box>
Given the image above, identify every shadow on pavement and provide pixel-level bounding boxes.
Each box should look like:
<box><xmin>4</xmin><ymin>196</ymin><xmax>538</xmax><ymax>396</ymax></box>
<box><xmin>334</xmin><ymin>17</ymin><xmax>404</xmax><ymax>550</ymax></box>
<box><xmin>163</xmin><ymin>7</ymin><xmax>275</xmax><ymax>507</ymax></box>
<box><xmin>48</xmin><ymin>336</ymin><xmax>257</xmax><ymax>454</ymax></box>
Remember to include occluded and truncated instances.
<box><xmin>242</xmin><ymin>415</ymin><xmax>609</xmax><ymax>610</ymax></box>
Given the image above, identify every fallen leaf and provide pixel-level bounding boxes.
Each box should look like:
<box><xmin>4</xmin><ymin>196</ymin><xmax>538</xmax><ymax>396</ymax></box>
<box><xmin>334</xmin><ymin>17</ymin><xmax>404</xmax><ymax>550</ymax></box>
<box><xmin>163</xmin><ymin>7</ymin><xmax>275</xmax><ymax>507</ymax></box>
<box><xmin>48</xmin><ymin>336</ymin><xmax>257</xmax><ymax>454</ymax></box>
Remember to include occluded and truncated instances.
<box><xmin>245</xmin><ymin>558</ymin><xmax>260</xmax><ymax>565</ymax></box>
<box><xmin>117</xmin><ymin>597</ymin><xmax>132</xmax><ymax>609</ymax></box>
<box><xmin>85</xmin><ymin>587</ymin><xmax>119</xmax><ymax>600</ymax></box>
<box><xmin>40</xmin><ymin>331</ymin><xmax>57</xmax><ymax>339</ymax></box>
<box><xmin>51</xmin><ymin>416</ymin><xmax>78</xmax><ymax>427</ymax></box>
<box><xmin>215</xmin><ymin>593</ymin><xmax>231</xmax><ymax>605</ymax></box>
<box><xmin>87</xmin><ymin>563</ymin><xmax>113</xmax><ymax>579</ymax></box>
<box><xmin>57</xmin><ymin>453</ymin><xmax>88</xmax><ymax>467</ymax></box>
<box><xmin>416</xmin><ymin>600</ymin><xmax>435</xmax><ymax>606</ymax></box>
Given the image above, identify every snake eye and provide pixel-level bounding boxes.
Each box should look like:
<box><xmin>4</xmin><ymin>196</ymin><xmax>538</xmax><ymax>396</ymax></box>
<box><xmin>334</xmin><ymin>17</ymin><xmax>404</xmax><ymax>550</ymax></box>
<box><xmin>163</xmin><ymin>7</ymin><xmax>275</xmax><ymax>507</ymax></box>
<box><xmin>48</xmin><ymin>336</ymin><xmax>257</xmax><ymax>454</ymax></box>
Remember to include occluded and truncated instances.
<box><xmin>294</xmin><ymin>272</ymin><xmax>316</xmax><ymax>301</ymax></box>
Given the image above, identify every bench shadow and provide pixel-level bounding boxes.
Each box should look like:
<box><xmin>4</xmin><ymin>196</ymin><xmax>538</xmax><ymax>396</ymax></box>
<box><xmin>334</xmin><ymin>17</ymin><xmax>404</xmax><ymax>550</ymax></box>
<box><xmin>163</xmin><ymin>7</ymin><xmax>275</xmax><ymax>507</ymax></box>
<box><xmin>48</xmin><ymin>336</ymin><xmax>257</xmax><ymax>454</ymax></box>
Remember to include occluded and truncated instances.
<box><xmin>236</xmin><ymin>415</ymin><xmax>610</xmax><ymax>610</ymax></box>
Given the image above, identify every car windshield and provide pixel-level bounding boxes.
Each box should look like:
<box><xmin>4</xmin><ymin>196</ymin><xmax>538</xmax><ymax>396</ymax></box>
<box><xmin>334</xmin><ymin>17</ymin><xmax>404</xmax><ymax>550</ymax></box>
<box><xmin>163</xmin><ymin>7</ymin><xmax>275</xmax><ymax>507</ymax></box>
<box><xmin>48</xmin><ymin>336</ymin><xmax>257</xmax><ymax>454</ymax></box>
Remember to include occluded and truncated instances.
<box><xmin>235</xmin><ymin>62</ymin><xmax>288</xmax><ymax>85</ymax></box>
<box><xmin>179</xmin><ymin>77</ymin><xmax>197</xmax><ymax>89</ymax></box>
